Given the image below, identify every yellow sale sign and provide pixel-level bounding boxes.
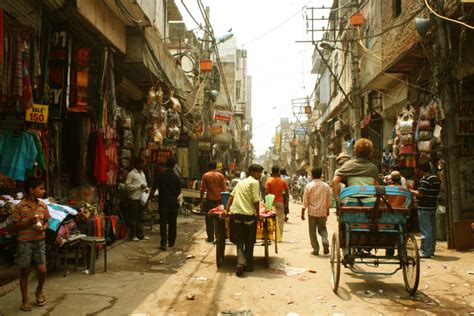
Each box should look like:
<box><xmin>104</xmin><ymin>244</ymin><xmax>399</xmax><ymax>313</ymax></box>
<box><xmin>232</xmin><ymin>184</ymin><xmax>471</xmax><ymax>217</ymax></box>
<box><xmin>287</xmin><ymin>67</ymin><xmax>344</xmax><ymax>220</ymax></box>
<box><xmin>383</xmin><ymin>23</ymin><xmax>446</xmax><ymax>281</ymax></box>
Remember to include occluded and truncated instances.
<box><xmin>25</xmin><ymin>104</ymin><xmax>49</xmax><ymax>124</ymax></box>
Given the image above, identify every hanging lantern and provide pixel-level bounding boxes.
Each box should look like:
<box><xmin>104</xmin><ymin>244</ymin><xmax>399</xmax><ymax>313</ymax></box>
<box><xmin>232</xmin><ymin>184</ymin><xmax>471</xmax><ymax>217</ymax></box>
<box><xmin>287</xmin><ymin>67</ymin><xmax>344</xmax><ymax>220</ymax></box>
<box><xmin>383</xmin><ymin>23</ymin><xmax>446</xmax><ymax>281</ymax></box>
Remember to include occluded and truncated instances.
<box><xmin>200</xmin><ymin>59</ymin><xmax>213</xmax><ymax>72</ymax></box>
<box><xmin>350</xmin><ymin>11</ymin><xmax>364</xmax><ymax>26</ymax></box>
<box><xmin>304</xmin><ymin>105</ymin><xmax>312</xmax><ymax>114</ymax></box>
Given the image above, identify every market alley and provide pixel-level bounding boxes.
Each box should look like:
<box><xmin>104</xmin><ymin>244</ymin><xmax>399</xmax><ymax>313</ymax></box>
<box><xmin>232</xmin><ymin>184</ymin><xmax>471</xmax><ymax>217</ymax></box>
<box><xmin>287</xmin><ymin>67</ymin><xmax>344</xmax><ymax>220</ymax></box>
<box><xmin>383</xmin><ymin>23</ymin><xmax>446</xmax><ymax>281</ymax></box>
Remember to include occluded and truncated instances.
<box><xmin>0</xmin><ymin>202</ymin><xmax>473</xmax><ymax>315</ymax></box>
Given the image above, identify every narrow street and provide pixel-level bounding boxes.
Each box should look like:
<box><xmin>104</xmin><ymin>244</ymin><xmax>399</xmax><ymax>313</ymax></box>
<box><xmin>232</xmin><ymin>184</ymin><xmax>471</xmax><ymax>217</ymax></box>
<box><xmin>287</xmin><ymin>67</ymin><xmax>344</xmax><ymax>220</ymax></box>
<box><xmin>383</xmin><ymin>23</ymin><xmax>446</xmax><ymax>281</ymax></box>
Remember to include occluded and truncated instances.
<box><xmin>0</xmin><ymin>202</ymin><xmax>472</xmax><ymax>315</ymax></box>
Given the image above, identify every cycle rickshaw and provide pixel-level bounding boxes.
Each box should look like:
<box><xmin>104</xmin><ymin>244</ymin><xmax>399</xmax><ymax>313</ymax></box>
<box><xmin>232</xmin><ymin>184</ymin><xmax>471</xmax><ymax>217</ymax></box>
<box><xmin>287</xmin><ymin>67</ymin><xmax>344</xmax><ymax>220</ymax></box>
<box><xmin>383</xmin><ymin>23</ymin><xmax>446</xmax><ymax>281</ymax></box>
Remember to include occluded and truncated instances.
<box><xmin>331</xmin><ymin>185</ymin><xmax>420</xmax><ymax>294</ymax></box>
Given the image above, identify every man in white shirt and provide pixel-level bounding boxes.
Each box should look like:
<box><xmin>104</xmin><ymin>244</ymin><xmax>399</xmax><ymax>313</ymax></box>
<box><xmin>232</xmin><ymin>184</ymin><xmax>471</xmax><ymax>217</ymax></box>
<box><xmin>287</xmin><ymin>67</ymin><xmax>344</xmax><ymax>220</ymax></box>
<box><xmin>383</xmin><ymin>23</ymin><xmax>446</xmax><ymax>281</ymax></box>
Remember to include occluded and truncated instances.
<box><xmin>301</xmin><ymin>167</ymin><xmax>331</xmax><ymax>256</ymax></box>
<box><xmin>125</xmin><ymin>158</ymin><xmax>150</xmax><ymax>242</ymax></box>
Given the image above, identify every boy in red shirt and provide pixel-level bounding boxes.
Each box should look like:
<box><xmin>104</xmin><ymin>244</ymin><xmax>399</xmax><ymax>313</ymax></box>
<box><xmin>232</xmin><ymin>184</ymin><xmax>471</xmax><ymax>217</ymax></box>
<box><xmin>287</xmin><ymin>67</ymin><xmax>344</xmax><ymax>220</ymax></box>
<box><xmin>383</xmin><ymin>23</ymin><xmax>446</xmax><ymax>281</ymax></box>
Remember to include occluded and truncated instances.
<box><xmin>265</xmin><ymin>166</ymin><xmax>289</xmax><ymax>241</ymax></box>
<box><xmin>11</xmin><ymin>177</ymin><xmax>50</xmax><ymax>311</ymax></box>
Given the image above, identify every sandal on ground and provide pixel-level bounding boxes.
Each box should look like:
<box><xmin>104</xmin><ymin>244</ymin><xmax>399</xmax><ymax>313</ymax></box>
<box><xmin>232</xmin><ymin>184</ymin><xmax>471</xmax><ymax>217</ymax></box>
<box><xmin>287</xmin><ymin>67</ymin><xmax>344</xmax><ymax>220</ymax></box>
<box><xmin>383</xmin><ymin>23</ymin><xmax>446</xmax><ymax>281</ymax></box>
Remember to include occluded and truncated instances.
<box><xmin>35</xmin><ymin>290</ymin><xmax>46</xmax><ymax>306</ymax></box>
<box><xmin>20</xmin><ymin>302</ymin><xmax>32</xmax><ymax>311</ymax></box>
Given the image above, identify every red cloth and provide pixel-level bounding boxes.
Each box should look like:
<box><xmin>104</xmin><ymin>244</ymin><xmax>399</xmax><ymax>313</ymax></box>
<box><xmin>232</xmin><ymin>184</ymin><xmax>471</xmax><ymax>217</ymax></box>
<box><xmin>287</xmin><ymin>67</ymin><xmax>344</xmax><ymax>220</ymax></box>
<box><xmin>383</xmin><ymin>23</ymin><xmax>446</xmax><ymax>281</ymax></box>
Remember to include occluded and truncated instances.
<box><xmin>93</xmin><ymin>130</ymin><xmax>107</xmax><ymax>184</ymax></box>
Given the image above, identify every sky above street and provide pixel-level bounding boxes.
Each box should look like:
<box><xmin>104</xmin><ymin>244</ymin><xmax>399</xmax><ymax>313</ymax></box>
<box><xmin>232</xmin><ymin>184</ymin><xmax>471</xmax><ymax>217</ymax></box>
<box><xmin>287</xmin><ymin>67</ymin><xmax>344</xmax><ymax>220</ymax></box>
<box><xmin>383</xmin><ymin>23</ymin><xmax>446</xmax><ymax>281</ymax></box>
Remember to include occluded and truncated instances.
<box><xmin>176</xmin><ymin>0</ymin><xmax>332</xmax><ymax>156</ymax></box>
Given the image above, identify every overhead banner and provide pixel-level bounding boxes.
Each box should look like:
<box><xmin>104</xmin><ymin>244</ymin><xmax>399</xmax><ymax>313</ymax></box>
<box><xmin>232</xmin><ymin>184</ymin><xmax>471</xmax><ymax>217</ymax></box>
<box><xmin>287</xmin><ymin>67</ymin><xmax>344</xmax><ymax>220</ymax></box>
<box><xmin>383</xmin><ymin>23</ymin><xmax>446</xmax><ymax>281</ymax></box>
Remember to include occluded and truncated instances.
<box><xmin>213</xmin><ymin>110</ymin><xmax>232</xmax><ymax>122</ymax></box>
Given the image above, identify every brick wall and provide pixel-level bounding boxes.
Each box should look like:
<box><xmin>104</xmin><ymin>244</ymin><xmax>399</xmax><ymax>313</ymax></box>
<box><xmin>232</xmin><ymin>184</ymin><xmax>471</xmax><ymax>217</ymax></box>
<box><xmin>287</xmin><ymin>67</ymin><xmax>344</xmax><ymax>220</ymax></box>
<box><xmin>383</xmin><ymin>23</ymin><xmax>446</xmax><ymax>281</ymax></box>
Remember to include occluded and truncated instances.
<box><xmin>382</xmin><ymin>0</ymin><xmax>461</xmax><ymax>71</ymax></box>
<box><xmin>382</xmin><ymin>0</ymin><xmax>426</xmax><ymax>71</ymax></box>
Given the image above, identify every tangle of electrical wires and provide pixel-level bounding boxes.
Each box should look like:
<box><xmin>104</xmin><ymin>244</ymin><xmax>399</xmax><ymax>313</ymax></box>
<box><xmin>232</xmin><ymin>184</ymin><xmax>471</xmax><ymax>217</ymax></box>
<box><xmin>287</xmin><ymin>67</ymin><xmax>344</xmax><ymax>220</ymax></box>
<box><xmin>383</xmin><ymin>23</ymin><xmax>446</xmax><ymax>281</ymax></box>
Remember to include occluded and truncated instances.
<box><xmin>114</xmin><ymin>0</ymin><xmax>142</xmax><ymax>24</ymax></box>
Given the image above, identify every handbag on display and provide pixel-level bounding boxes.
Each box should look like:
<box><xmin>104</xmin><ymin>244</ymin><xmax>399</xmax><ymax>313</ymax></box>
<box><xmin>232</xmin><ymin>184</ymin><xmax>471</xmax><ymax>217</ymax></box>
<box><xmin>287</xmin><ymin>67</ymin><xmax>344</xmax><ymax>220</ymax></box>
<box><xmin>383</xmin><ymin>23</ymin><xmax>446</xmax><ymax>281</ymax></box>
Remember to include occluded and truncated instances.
<box><xmin>398</xmin><ymin>112</ymin><xmax>414</xmax><ymax>134</ymax></box>
<box><xmin>400</xmin><ymin>134</ymin><xmax>413</xmax><ymax>145</ymax></box>
<box><xmin>406</xmin><ymin>155</ymin><xmax>417</xmax><ymax>168</ymax></box>
<box><xmin>418</xmin><ymin>140</ymin><xmax>433</xmax><ymax>153</ymax></box>
<box><xmin>418</xmin><ymin>153</ymin><xmax>431</xmax><ymax>162</ymax></box>
<box><xmin>399</xmin><ymin>145</ymin><xmax>414</xmax><ymax>155</ymax></box>
<box><xmin>418</xmin><ymin>131</ymin><xmax>432</xmax><ymax>141</ymax></box>
<box><xmin>419</xmin><ymin>103</ymin><xmax>436</xmax><ymax>120</ymax></box>
<box><xmin>418</xmin><ymin>120</ymin><xmax>433</xmax><ymax>130</ymax></box>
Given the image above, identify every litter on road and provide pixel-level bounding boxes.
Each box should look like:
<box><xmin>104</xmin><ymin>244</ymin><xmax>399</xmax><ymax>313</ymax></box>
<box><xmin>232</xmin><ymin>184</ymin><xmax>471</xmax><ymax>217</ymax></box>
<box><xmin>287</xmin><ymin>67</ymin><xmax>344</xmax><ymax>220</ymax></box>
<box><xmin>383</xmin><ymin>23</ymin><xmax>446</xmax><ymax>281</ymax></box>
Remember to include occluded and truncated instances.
<box><xmin>268</xmin><ymin>263</ymin><xmax>307</xmax><ymax>276</ymax></box>
<box><xmin>197</xmin><ymin>277</ymin><xmax>208</xmax><ymax>281</ymax></box>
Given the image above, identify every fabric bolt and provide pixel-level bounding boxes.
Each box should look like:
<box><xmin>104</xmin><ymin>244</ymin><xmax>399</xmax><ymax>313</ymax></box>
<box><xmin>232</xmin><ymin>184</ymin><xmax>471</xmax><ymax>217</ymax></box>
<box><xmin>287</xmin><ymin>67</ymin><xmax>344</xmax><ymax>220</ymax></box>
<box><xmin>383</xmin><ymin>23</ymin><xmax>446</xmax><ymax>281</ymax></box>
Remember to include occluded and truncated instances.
<box><xmin>176</xmin><ymin>148</ymin><xmax>189</xmax><ymax>179</ymax></box>
<box><xmin>0</xmin><ymin>131</ymin><xmax>37</xmax><ymax>181</ymax></box>
<box><xmin>126</xmin><ymin>169</ymin><xmax>148</xmax><ymax>200</ymax></box>
<box><xmin>159</xmin><ymin>207</ymin><xmax>178</xmax><ymax>247</ymax></box>
<box><xmin>201</xmin><ymin>170</ymin><xmax>226</xmax><ymax>201</ymax></box>
<box><xmin>11</xmin><ymin>199</ymin><xmax>51</xmax><ymax>241</ymax></box>
<box><xmin>230</xmin><ymin>176</ymin><xmax>260</xmax><ymax>216</ymax></box>
<box><xmin>418</xmin><ymin>210</ymin><xmax>436</xmax><ymax>256</ymax></box>
<box><xmin>265</xmin><ymin>177</ymin><xmax>288</xmax><ymax>203</ymax></box>
<box><xmin>303</xmin><ymin>179</ymin><xmax>331</xmax><ymax>217</ymax></box>
<box><xmin>308</xmin><ymin>215</ymin><xmax>329</xmax><ymax>253</ymax></box>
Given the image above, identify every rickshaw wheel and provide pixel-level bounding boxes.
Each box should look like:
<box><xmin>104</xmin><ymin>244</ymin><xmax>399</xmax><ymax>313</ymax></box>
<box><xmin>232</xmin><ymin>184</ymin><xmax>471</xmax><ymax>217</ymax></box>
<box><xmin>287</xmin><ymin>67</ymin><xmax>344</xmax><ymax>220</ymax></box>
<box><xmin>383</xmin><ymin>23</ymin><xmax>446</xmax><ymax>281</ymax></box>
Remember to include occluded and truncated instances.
<box><xmin>330</xmin><ymin>232</ymin><xmax>341</xmax><ymax>293</ymax></box>
<box><xmin>214</xmin><ymin>217</ymin><xmax>225</xmax><ymax>268</ymax></box>
<box><xmin>402</xmin><ymin>233</ymin><xmax>420</xmax><ymax>294</ymax></box>
<box><xmin>263</xmin><ymin>220</ymin><xmax>269</xmax><ymax>268</ymax></box>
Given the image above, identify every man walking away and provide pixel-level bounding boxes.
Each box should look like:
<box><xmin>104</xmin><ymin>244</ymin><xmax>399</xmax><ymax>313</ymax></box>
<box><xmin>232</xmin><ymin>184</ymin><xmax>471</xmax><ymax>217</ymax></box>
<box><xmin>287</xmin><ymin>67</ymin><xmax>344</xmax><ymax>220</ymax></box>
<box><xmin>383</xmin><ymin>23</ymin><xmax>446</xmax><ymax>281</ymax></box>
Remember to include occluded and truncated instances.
<box><xmin>260</xmin><ymin>170</ymin><xmax>269</xmax><ymax>199</ymax></box>
<box><xmin>280</xmin><ymin>168</ymin><xmax>291</xmax><ymax>221</ymax></box>
<box><xmin>153</xmin><ymin>158</ymin><xmax>181</xmax><ymax>251</ymax></box>
<box><xmin>410</xmin><ymin>161</ymin><xmax>441</xmax><ymax>258</ymax></box>
<box><xmin>201</xmin><ymin>161</ymin><xmax>226</xmax><ymax>242</ymax></box>
<box><xmin>225</xmin><ymin>164</ymin><xmax>263</xmax><ymax>276</ymax></box>
<box><xmin>265</xmin><ymin>166</ymin><xmax>289</xmax><ymax>241</ymax></box>
<box><xmin>301</xmin><ymin>168</ymin><xmax>331</xmax><ymax>256</ymax></box>
<box><xmin>126</xmin><ymin>158</ymin><xmax>149</xmax><ymax>241</ymax></box>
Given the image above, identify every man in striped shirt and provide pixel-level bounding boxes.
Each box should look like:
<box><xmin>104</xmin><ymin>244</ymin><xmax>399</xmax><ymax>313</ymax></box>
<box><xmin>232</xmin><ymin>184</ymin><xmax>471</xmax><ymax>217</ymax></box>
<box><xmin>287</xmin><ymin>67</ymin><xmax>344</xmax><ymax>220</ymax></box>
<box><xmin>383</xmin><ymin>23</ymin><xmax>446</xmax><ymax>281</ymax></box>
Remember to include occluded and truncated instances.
<box><xmin>411</xmin><ymin>161</ymin><xmax>441</xmax><ymax>258</ymax></box>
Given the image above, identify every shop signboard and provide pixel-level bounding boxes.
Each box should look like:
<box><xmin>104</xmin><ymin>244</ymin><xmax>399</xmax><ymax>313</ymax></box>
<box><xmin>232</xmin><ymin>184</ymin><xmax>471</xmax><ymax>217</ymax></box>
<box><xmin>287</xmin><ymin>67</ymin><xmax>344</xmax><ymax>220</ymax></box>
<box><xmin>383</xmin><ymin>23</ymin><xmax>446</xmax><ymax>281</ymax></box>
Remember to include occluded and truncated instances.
<box><xmin>295</xmin><ymin>127</ymin><xmax>306</xmax><ymax>136</ymax></box>
<box><xmin>25</xmin><ymin>104</ymin><xmax>49</xmax><ymax>124</ymax></box>
<box><xmin>213</xmin><ymin>110</ymin><xmax>232</xmax><ymax>122</ymax></box>
<box><xmin>152</xmin><ymin>149</ymin><xmax>173</xmax><ymax>164</ymax></box>
<box><xmin>210</xmin><ymin>125</ymin><xmax>224</xmax><ymax>135</ymax></box>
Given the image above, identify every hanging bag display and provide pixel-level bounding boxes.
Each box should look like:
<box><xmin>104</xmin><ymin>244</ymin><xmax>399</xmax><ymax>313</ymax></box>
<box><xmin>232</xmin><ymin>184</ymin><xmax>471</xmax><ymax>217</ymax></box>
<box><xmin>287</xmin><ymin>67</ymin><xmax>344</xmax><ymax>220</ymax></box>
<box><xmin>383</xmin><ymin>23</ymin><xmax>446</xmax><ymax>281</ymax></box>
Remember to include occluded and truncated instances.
<box><xmin>400</xmin><ymin>134</ymin><xmax>413</xmax><ymax>145</ymax></box>
<box><xmin>418</xmin><ymin>140</ymin><xmax>433</xmax><ymax>153</ymax></box>
<box><xmin>418</xmin><ymin>131</ymin><xmax>432</xmax><ymax>141</ymax></box>
<box><xmin>398</xmin><ymin>112</ymin><xmax>414</xmax><ymax>134</ymax></box>
<box><xmin>418</xmin><ymin>120</ymin><xmax>433</xmax><ymax>130</ymax></box>
<box><xmin>399</xmin><ymin>144</ymin><xmax>414</xmax><ymax>155</ymax></box>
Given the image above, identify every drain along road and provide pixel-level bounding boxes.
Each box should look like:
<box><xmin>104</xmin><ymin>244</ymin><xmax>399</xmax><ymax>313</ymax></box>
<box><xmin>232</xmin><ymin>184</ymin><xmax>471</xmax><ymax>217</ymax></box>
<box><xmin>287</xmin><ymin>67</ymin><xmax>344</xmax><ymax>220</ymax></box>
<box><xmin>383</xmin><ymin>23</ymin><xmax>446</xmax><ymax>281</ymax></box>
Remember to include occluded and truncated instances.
<box><xmin>0</xmin><ymin>202</ymin><xmax>473</xmax><ymax>315</ymax></box>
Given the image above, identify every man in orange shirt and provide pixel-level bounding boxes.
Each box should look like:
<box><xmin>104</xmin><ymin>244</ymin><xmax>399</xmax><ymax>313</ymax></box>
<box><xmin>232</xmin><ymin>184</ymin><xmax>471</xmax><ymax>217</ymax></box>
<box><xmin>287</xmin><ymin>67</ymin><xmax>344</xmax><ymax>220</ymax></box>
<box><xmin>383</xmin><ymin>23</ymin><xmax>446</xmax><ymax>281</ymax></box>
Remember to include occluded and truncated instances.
<box><xmin>201</xmin><ymin>162</ymin><xmax>227</xmax><ymax>242</ymax></box>
<box><xmin>265</xmin><ymin>166</ymin><xmax>289</xmax><ymax>241</ymax></box>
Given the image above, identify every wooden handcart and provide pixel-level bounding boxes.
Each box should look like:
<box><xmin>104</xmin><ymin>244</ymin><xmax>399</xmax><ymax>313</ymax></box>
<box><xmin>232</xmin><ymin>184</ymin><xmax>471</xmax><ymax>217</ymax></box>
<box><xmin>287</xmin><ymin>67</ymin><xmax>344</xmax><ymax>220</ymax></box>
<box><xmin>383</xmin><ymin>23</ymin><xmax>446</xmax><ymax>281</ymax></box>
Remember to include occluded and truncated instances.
<box><xmin>209</xmin><ymin>207</ymin><xmax>278</xmax><ymax>268</ymax></box>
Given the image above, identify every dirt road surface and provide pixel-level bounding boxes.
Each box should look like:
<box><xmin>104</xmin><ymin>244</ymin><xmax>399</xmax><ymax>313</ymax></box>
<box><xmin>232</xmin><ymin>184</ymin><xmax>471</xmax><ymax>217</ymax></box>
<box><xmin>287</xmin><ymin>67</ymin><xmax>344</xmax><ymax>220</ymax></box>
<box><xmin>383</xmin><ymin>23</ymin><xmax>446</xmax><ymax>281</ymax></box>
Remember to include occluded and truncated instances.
<box><xmin>0</xmin><ymin>202</ymin><xmax>473</xmax><ymax>315</ymax></box>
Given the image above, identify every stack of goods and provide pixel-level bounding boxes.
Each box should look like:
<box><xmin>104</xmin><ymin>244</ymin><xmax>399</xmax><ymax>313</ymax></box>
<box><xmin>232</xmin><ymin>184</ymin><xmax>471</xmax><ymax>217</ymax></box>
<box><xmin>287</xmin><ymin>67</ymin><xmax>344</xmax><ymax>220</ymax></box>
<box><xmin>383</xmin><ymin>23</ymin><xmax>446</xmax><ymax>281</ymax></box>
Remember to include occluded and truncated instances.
<box><xmin>118</xmin><ymin>108</ymin><xmax>134</xmax><ymax>183</ymax></box>
<box><xmin>144</xmin><ymin>85</ymin><xmax>165</xmax><ymax>151</ymax></box>
<box><xmin>415</xmin><ymin>100</ymin><xmax>442</xmax><ymax>164</ymax></box>
<box><xmin>393</xmin><ymin>108</ymin><xmax>416</xmax><ymax>179</ymax></box>
<box><xmin>392</xmin><ymin>101</ymin><xmax>444</xmax><ymax>181</ymax></box>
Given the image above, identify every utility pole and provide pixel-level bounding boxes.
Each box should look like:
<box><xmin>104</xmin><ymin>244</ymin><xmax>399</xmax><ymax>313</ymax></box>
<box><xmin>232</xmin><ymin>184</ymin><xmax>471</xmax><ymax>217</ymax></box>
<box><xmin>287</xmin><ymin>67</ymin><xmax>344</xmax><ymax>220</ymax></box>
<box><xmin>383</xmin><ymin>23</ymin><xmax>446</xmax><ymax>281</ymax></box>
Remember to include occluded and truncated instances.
<box><xmin>203</xmin><ymin>6</ymin><xmax>211</xmax><ymax>138</ymax></box>
<box><xmin>351</xmin><ymin>31</ymin><xmax>361</xmax><ymax>139</ymax></box>
<box><xmin>435</xmin><ymin>0</ymin><xmax>461</xmax><ymax>247</ymax></box>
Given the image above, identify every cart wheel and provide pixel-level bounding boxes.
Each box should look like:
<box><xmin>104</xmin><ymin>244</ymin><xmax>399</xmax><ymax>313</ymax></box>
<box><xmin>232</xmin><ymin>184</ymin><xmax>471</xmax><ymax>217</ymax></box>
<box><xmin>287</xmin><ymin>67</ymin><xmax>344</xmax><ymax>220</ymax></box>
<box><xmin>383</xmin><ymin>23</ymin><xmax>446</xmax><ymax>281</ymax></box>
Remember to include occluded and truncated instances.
<box><xmin>263</xmin><ymin>221</ymin><xmax>269</xmax><ymax>268</ymax></box>
<box><xmin>214</xmin><ymin>218</ymin><xmax>225</xmax><ymax>268</ymax></box>
<box><xmin>330</xmin><ymin>232</ymin><xmax>341</xmax><ymax>293</ymax></box>
<box><xmin>402</xmin><ymin>233</ymin><xmax>420</xmax><ymax>294</ymax></box>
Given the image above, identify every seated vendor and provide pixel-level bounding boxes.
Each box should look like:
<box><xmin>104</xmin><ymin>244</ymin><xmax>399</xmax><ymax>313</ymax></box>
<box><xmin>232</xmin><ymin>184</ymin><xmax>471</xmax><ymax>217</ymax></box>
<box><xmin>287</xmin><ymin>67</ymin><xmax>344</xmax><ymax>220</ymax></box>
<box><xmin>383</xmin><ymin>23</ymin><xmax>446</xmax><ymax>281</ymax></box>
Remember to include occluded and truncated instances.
<box><xmin>331</xmin><ymin>138</ymin><xmax>379</xmax><ymax>206</ymax></box>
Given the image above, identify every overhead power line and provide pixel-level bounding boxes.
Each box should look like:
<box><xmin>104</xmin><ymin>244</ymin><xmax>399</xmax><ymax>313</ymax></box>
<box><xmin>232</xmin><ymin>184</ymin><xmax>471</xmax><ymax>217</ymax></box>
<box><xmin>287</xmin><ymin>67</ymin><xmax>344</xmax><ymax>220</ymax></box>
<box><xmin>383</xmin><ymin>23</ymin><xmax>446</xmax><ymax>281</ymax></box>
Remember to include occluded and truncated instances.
<box><xmin>424</xmin><ymin>0</ymin><xmax>474</xmax><ymax>30</ymax></box>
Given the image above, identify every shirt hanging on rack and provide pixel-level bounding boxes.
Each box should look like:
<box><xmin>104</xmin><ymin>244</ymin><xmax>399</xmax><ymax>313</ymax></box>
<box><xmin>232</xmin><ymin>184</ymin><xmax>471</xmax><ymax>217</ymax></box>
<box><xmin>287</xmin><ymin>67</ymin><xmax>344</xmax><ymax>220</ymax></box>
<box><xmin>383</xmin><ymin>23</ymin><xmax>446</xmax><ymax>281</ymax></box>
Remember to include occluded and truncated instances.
<box><xmin>0</xmin><ymin>130</ymin><xmax>37</xmax><ymax>180</ymax></box>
